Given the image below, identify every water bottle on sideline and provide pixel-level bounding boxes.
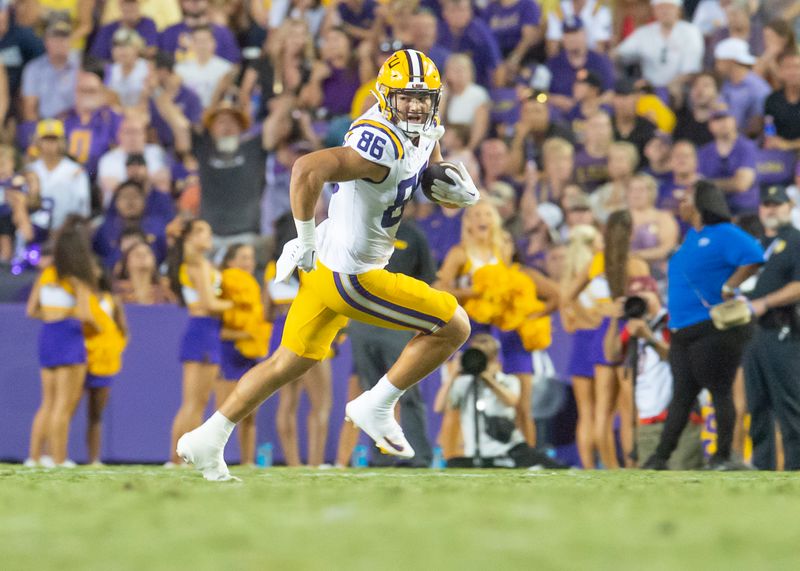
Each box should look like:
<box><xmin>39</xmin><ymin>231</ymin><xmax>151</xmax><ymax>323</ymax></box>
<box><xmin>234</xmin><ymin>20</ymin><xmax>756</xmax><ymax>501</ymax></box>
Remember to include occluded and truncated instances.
<box><xmin>352</xmin><ymin>444</ymin><xmax>369</xmax><ymax>468</ymax></box>
<box><xmin>431</xmin><ymin>446</ymin><xmax>446</xmax><ymax>469</ymax></box>
<box><xmin>256</xmin><ymin>443</ymin><xmax>273</xmax><ymax>468</ymax></box>
<box><xmin>764</xmin><ymin>116</ymin><xmax>777</xmax><ymax>138</ymax></box>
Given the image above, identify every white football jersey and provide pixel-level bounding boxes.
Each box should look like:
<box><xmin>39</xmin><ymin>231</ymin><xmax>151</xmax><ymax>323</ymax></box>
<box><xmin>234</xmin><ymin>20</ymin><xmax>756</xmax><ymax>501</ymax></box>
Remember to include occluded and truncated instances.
<box><xmin>316</xmin><ymin>105</ymin><xmax>436</xmax><ymax>274</ymax></box>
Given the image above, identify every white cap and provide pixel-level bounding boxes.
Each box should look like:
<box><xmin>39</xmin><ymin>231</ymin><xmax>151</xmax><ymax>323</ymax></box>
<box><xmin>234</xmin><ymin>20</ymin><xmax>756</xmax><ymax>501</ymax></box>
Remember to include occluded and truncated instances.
<box><xmin>650</xmin><ymin>0</ymin><xmax>682</xmax><ymax>6</ymax></box>
<box><xmin>537</xmin><ymin>202</ymin><xmax>564</xmax><ymax>231</ymax></box>
<box><xmin>714</xmin><ymin>38</ymin><xmax>756</xmax><ymax>66</ymax></box>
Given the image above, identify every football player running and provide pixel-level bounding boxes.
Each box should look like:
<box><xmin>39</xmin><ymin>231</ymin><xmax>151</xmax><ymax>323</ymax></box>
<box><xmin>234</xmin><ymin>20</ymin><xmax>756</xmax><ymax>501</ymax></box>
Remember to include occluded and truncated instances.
<box><xmin>177</xmin><ymin>49</ymin><xmax>479</xmax><ymax>480</ymax></box>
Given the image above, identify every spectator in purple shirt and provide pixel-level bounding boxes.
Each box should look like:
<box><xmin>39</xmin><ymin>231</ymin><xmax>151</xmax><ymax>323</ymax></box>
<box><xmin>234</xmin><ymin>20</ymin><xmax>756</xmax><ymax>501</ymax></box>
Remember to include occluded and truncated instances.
<box><xmin>714</xmin><ymin>38</ymin><xmax>772</xmax><ymax>138</ymax></box>
<box><xmin>60</xmin><ymin>67</ymin><xmax>124</xmax><ymax>180</ymax></box>
<box><xmin>118</xmin><ymin>153</ymin><xmax>176</xmax><ymax>224</ymax></box>
<box><xmin>659</xmin><ymin>139</ymin><xmax>700</xmax><ymax>213</ymax></box>
<box><xmin>546</xmin><ymin>16</ymin><xmax>614</xmax><ymax>113</ymax></box>
<box><xmin>158</xmin><ymin>0</ymin><xmax>241</xmax><ymax>63</ymax></box>
<box><xmin>93</xmin><ymin>180</ymin><xmax>168</xmax><ymax>269</ymax></box>
<box><xmin>147</xmin><ymin>50</ymin><xmax>203</xmax><ymax>148</ymax></box>
<box><xmin>89</xmin><ymin>0</ymin><xmax>158</xmax><ymax>62</ymax></box>
<box><xmin>482</xmin><ymin>0</ymin><xmax>541</xmax><ymax>82</ymax></box>
<box><xmin>299</xmin><ymin>27</ymin><xmax>360</xmax><ymax>118</ymax></box>
<box><xmin>566</xmin><ymin>69</ymin><xmax>612</xmax><ymax>143</ymax></box>
<box><xmin>574</xmin><ymin>111</ymin><xmax>613</xmax><ymax>193</ymax></box>
<box><xmin>336</xmin><ymin>0</ymin><xmax>382</xmax><ymax>42</ymax></box>
<box><xmin>438</xmin><ymin>0</ymin><xmax>502</xmax><ymax>87</ymax></box>
<box><xmin>698</xmin><ymin>107</ymin><xmax>759</xmax><ymax>217</ymax></box>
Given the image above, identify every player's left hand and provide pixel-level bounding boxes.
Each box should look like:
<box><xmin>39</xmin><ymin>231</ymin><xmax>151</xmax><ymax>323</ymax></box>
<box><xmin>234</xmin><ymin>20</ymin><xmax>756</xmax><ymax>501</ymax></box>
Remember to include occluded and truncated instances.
<box><xmin>274</xmin><ymin>238</ymin><xmax>317</xmax><ymax>284</ymax></box>
<box><xmin>430</xmin><ymin>162</ymin><xmax>480</xmax><ymax>208</ymax></box>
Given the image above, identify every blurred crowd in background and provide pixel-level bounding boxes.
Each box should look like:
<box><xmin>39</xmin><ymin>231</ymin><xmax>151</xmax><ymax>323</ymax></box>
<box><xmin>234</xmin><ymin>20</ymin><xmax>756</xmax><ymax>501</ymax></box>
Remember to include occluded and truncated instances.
<box><xmin>4</xmin><ymin>0</ymin><xmax>800</xmax><ymax>470</ymax></box>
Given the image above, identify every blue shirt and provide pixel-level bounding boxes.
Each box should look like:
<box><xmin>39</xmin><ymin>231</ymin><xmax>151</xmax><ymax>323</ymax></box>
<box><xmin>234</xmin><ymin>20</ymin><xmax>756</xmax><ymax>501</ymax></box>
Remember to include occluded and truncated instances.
<box><xmin>697</xmin><ymin>136</ymin><xmax>759</xmax><ymax>215</ymax></box>
<box><xmin>481</xmin><ymin>0</ymin><xmax>540</xmax><ymax>57</ymax></box>
<box><xmin>437</xmin><ymin>19</ymin><xmax>502</xmax><ymax>87</ymax></box>
<box><xmin>21</xmin><ymin>52</ymin><xmax>80</xmax><ymax>119</ymax></box>
<box><xmin>720</xmin><ymin>72</ymin><xmax>771</xmax><ymax>131</ymax></box>
<box><xmin>667</xmin><ymin>223</ymin><xmax>763</xmax><ymax>329</ymax></box>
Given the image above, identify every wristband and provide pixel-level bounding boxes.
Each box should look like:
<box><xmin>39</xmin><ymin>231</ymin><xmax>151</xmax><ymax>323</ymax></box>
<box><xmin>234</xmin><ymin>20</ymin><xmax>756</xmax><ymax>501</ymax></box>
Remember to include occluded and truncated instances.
<box><xmin>294</xmin><ymin>218</ymin><xmax>316</xmax><ymax>249</ymax></box>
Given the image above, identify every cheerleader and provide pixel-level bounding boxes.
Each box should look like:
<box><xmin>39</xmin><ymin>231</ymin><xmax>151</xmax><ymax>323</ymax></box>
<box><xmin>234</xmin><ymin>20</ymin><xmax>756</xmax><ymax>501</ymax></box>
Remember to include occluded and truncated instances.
<box><xmin>166</xmin><ymin>219</ymin><xmax>233</xmax><ymax>466</ymax></box>
<box><xmin>84</xmin><ymin>262</ymin><xmax>128</xmax><ymax>465</ymax></box>
<box><xmin>564</xmin><ymin>212</ymin><xmax>650</xmax><ymax>468</ymax></box>
<box><xmin>25</xmin><ymin>215</ymin><xmax>98</xmax><ymax>467</ymax></box>
<box><xmin>217</xmin><ymin>244</ymin><xmax>270</xmax><ymax>466</ymax></box>
<box><xmin>560</xmin><ymin>224</ymin><xmax>605</xmax><ymax>469</ymax></box>
<box><xmin>437</xmin><ymin>200</ymin><xmax>560</xmax><ymax>445</ymax></box>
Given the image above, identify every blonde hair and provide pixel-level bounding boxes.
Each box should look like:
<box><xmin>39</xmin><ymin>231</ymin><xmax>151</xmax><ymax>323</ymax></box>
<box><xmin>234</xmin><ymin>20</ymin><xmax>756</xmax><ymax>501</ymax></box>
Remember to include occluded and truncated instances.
<box><xmin>542</xmin><ymin>137</ymin><xmax>574</xmax><ymax>161</ymax></box>
<box><xmin>609</xmin><ymin>141</ymin><xmax>639</xmax><ymax>172</ymax></box>
<box><xmin>563</xmin><ymin>224</ymin><xmax>598</xmax><ymax>283</ymax></box>
<box><xmin>630</xmin><ymin>173</ymin><xmax>659</xmax><ymax>206</ymax></box>
<box><xmin>460</xmin><ymin>200</ymin><xmax>507</xmax><ymax>262</ymax></box>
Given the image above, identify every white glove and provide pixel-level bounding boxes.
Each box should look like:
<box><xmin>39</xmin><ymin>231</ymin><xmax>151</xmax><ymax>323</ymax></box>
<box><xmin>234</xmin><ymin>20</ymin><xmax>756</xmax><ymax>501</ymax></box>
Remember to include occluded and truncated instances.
<box><xmin>274</xmin><ymin>219</ymin><xmax>317</xmax><ymax>284</ymax></box>
<box><xmin>430</xmin><ymin>162</ymin><xmax>480</xmax><ymax>207</ymax></box>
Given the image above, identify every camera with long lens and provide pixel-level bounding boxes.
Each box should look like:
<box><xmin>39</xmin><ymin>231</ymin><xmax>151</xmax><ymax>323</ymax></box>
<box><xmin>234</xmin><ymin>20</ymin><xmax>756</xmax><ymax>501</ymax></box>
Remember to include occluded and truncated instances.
<box><xmin>623</xmin><ymin>295</ymin><xmax>648</xmax><ymax>320</ymax></box>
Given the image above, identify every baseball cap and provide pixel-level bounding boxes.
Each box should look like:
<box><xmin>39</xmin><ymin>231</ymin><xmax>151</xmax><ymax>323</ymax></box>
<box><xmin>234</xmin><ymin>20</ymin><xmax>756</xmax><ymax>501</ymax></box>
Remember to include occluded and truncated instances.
<box><xmin>563</xmin><ymin>16</ymin><xmax>583</xmax><ymax>33</ymax></box>
<box><xmin>126</xmin><ymin>153</ymin><xmax>147</xmax><ymax>166</ymax></box>
<box><xmin>46</xmin><ymin>19</ymin><xmax>72</xmax><ymax>37</ymax></box>
<box><xmin>761</xmin><ymin>185</ymin><xmax>790</xmax><ymax>205</ymax></box>
<box><xmin>36</xmin><ymin>119</ymin><xmax>65</xmax><ymax>139</ymax></box>
<box><xmin>714</xmin><ymin>38</ymin><xmax>756</xmax><ymax>66</ymax></box>
<box><xmin>613</xmin><ymin>78</ymin><xmax>637</xmax><ymax>95</ymax></box>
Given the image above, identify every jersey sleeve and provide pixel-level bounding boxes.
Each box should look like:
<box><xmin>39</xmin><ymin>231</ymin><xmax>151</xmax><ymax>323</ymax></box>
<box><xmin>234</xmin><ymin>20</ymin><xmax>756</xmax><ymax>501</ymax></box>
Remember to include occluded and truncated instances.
<box><xmin>343</xmin><ymin>121</ymin><xmax>402</xmax><ymax>169</ymax></box>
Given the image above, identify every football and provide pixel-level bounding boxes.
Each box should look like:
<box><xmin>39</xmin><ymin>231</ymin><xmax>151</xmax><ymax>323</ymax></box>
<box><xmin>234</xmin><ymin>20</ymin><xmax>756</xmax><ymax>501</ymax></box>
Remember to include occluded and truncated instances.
<box><xmin>420</xmin><ymin>161</ymin><xmax>462</xmax><ymax>208</ymax></box>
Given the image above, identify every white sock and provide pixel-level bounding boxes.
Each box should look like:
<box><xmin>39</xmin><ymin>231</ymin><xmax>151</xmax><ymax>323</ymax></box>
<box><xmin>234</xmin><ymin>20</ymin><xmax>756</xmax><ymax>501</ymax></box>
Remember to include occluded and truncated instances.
<box><xmin>369</xmin><ymin>375</ymin><xmax>405</xmax><ymax>410</ymax></box>
<box><xmin>205</xmin><ymin>411</ymin><xmax>236</xmax><ymax>444</ymax></box>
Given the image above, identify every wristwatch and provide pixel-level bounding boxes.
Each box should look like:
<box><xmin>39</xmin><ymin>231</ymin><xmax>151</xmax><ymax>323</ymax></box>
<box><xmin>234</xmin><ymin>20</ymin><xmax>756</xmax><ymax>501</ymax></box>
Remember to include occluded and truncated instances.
<box><xmin>722</xmin><ymin>283</ymin><xmax>735</xmax><ymax>295</ymax></box>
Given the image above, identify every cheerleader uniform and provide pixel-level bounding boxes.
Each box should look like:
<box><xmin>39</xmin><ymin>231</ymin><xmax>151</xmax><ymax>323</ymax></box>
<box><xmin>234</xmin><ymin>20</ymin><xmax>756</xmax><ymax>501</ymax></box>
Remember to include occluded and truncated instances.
<box><xmin>567</xmin><ymin>253</ymin><xmax>614</xmax><ymax>378</ymax></box>
<box><xmin>36</xmin><ymin>267</ymin><xmax>86</xmax><ymax>368</ymax></box>
<box><xmin>178</xmin><ymin>263</ymin><xmax>223</xmax><ymax>364</ymax></box>
<box><xmin>219</xmin><ymin>268</ymin><xmax>270</xmax><ymax>381</ymax></box>
<box><xmin>84</xmin><ymin>292</ymin><xmax>127</xmax><ymax>388</ymax></box>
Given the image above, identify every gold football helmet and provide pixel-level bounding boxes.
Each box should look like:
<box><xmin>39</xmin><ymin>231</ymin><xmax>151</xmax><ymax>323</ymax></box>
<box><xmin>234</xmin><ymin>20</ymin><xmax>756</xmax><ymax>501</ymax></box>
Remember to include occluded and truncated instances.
<box><xmin>374</xmin><ymin>49</ymin><xmax>442</xmax><ymax>137</ymax></box>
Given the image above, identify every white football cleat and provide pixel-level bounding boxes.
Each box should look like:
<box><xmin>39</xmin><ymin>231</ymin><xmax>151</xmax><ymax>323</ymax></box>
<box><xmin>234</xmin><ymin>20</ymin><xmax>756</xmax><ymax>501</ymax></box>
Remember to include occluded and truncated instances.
<box><xmin>177</xmin><ymin>429</ymin><xmax>240</xmax><ymax>482</ymax></box>
<box><xmin>344</xmin><ymin>394</ymin><xmax>415</xmax><ymax>459</ymax></box>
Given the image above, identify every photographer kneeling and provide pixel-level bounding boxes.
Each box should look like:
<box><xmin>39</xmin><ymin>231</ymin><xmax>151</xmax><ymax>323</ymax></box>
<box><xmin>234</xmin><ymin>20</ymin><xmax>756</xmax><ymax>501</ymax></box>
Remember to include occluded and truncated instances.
<box><xmin>436</xmin><ymin>334</ymin><xmax>565</xmax><ymax>469</ymax></box>
<box><xmin>604</xmin><ymin>277</ymin><xmax>704</xmax><ymax>469</ymax></box>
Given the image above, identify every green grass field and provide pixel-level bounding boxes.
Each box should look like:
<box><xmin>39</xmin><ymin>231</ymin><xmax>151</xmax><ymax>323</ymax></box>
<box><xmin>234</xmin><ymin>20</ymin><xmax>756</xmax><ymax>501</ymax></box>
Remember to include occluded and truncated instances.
<box><xmin>1</xmin><ymin>465</ymin><xmax>798</xmax><ymax>571</ymax></box>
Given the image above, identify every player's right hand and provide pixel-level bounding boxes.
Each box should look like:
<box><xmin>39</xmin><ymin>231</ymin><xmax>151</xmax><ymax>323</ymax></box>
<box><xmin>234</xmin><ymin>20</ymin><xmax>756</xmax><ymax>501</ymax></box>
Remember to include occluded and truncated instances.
<box><xmin>430</xmin><ymin>162</ymin><xmax>480</xmax><ymax>208</ymax></box>
<box><xmin>274</xmin><ymin>238</ymin><xmax>317</xmax><ymax>284</ymax></box>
